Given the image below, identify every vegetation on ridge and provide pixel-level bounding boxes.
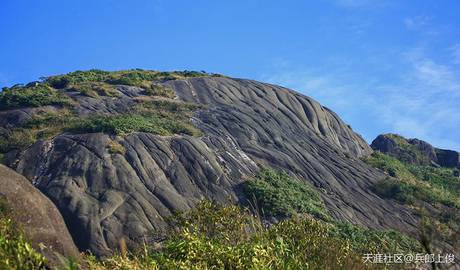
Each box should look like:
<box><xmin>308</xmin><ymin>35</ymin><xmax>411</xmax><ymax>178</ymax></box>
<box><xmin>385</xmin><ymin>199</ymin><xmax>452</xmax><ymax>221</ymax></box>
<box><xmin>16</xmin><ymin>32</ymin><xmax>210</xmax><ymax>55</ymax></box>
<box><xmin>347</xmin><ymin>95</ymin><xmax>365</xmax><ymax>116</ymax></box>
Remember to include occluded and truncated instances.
<box><xmin>0</xmin><ymin>99</ymin><xmax>202</xmax><ymax>159</ymax></box>
<box><xmin>0</xmin><ymin>84</ymin><xmax>72</xmax><ymax>110</ymax></box>
<box><xmin>0</xmin><ymin>69</ymin><xmax>221</xmax><ymax>110</ymax></box>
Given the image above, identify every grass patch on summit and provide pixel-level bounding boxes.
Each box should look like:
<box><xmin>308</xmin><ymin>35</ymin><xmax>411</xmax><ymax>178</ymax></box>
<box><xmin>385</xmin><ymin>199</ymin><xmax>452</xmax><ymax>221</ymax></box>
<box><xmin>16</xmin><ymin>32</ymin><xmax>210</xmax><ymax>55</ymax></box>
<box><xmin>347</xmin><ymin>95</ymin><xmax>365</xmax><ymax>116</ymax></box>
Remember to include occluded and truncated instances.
<box><xmin>44</xmin><ymin>69</ymin><xmax>221</xmax><ymax>99</ymax></box>
<box><xmin>0</xmin><ymin>69</ymin><xmax>221</xmax><ymax>111</ymax></box>
<box><xmin>0</xmin><ymin>84</ymin><xmax>72</xmax><ymax>110</ymax></box>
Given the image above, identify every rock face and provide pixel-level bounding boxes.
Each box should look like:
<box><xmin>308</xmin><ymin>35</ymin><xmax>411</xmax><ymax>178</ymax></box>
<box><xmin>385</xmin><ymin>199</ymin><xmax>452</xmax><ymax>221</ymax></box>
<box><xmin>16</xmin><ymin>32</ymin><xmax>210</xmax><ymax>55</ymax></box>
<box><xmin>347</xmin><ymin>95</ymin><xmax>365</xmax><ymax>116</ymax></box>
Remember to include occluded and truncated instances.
<box><xmin>371</xmin><ymin>134</ymin><xmax>460</xmax><ymax>168</ymax></box>
<box><xmin>0</xmin><ymin>164</ymin><xmax>80</xmax><ymax>267</ymax></box>
<box><xmin>5</xmin><ymin>77</ymin><xmax>420</xmax><ymax>256</ymax></box>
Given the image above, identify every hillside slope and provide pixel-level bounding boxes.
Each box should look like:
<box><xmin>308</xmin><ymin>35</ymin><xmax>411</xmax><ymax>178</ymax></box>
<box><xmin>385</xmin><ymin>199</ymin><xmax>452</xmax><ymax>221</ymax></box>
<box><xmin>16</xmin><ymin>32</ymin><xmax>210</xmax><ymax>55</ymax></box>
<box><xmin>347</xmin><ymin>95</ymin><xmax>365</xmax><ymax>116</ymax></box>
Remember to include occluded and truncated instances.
<box><xmin>0</xmin><ymin>71</ymin><xmax>418</xmax><ymax>256</ymax></box>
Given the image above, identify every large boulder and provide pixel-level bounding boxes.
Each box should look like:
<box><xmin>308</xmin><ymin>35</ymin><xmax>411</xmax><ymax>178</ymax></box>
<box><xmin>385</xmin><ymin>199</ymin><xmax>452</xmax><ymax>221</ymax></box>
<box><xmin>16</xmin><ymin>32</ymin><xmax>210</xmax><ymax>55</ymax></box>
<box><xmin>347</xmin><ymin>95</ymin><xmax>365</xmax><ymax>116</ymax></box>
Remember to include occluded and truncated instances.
<box><xmin>0</xmin><ymin>164</ymin><xmax>80</xmax><ymax>267</ymax></box>
<box><xmin>10</xmin><ymin>77</ymin><xmax>419</xmax><ymax>256</ymax></box>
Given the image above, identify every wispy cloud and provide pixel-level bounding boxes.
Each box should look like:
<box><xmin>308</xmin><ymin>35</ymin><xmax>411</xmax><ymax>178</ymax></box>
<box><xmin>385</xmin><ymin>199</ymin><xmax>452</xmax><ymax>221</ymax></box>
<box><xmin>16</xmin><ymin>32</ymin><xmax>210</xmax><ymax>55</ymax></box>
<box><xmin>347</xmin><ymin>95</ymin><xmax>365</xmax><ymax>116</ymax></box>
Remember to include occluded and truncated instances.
<box><xmin>404</xmin><ymin>16</ymin><xmax>430</xmax><ymax>30</ymax></box>
<box><xmin>403</xmin><ymin>16</ymin><xmax>438</xmax><ymax>36</ymax></box>
<box><xmin>450</xmin><ymin>44</ymin><xmax>460</xmax><ymax>65</ymax></box>
<box><xmin>262</xmin><ymin>49</ymin><xmax>460</xmax><ymax>151</ymax></box>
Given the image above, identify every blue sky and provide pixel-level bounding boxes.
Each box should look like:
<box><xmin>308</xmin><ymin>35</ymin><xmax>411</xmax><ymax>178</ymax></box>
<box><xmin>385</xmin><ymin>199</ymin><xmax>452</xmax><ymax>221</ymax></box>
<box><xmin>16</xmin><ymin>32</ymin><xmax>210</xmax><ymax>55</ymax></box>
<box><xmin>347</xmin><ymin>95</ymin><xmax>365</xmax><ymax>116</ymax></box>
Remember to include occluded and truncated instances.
<box><xmin>1</xmin><ymin>0</ymin><xmax>459</xmax><ymax>150</ymax></box>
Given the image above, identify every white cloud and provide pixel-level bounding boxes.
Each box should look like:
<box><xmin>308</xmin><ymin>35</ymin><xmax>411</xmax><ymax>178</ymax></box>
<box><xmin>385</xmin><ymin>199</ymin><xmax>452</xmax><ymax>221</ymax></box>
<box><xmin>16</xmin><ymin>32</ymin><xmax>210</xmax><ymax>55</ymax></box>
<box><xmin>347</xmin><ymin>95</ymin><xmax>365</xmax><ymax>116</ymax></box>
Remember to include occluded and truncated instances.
<box><xmin>403</xmin><ymin>16</ymin><xmax>438</xmax><ymax>35</ymax></box>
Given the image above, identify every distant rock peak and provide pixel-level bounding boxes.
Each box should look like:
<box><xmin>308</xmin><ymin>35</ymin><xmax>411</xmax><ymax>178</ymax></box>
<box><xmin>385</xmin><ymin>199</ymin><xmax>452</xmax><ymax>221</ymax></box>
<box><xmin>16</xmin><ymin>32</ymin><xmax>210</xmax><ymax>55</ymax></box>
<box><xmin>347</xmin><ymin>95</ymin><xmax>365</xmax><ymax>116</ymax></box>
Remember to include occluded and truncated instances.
<box><xmin>371</xmin><ymin>133</ymin><xmax>460</xmax><ymax>169</ymax></box>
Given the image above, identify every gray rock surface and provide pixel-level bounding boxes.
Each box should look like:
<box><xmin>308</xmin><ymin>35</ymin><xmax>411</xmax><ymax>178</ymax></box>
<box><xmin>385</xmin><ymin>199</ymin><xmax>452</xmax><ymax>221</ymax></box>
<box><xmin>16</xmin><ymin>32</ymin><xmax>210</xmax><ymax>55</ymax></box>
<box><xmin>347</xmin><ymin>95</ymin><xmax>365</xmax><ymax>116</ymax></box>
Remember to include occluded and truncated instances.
<box><xmin>371</xmin><ymin>133</ymin><xmax>460</xmax><ymax>168</ymax></box>
<box><xmin>0</xmin><ymin>164</ymin><xmax>81</xmax><ymax>267</ymax></box>
<box><xmin>7</xmin><ymin>77</ymin><xmax>420</xmax><ymax>256</ymax></box>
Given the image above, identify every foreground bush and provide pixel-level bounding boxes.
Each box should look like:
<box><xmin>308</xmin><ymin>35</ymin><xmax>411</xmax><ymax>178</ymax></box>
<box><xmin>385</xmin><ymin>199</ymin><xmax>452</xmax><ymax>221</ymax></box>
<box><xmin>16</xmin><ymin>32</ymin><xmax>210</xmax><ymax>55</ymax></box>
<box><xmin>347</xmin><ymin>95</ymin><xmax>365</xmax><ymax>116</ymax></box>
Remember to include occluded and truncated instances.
<box><xmin>85</xmin><ymin>200</ymin><xmax>420</xmax><ymax>270</ymax></box>
<box><xmin>0</xmin><ymin>200</ymin><xmax>47</xmax><ymax>270</ymax></box>
<box><xmin>0</xmin><ymin>197</ymin><xmax>421</xmax><ymax>269</ymax></box>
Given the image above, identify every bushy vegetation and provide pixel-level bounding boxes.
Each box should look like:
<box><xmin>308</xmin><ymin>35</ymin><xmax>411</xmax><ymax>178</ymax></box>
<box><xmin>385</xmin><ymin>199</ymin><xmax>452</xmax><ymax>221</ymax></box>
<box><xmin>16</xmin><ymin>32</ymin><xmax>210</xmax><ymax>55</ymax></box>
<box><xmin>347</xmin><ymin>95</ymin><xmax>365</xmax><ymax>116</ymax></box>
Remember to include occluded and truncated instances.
<box><xmin>45</xmin><ymin>69</ymin><xmax>216</xmax><ymax>89</ymax></box>
<box><xmin>243</xmin><ymin>168</ymin><xmax>330</xmax><ymax>220</ymax></box>
<box><xmin>69</xmin><ymin>99</ymin><xmax>201</xmax><ymax>136</ymax></box>
<box><xmin>330</xmin><ymin>222</ymin><xmax>421</xmax><ymax>255</ymax></box>
<box><xmin>407</xmin><ymin>165</ymin><xmax>460</xmax><ymax>197</ymax></box>
<box><xmin>0</xmin><ymin>84</ymin><xmax>72</xmax><ymax>110</ymax></box>
<box><xmin>44</xmin><ymin>69</ymin><xmax>220</xmax><ymax>99</ymax></box>
<box><xmin>0</xmin><ymin>99</ymin><xmax>202</xmax><ymax>157</ymax></box>
<box><xmin>363</xmin><ymin>152</ymin><xmax>460</xmax><ymax>209</ymax></box>
<box><xmin>364</xmin><ymin>150</ymin><xmax>460</xmax><ymax>257</ymax></box>
<box><xmin>85</xmin><ymin>201</ymin><xmax>419</xmax><ymax>270</ymax></box>
<box><xmin>362</xmin><ymin>151</ymin><xmax>416</xmax><ymax>182</ymax></box>
<box><xmin>0</xmin><ymin>199</ymin><xmax>47</xmax><ymax>270</ymax></box>
<box><xmin>0</xmin><ymin>69</ymin><xmax>220</xmax><ymax>110</ymax></box>
<box><xmin>70</xmin><ymin>113</ymin><xmax>198</xmax><ymax>136</ymax></box>
<box><xmin>0</xmin><ymin>109</ymin><xmax>75</xmax><ymax>154</ymax></box>
<box><xmin>0</xmin><ymin>197</ymin><xmax>422</xmax><ymax>269</ymax></box>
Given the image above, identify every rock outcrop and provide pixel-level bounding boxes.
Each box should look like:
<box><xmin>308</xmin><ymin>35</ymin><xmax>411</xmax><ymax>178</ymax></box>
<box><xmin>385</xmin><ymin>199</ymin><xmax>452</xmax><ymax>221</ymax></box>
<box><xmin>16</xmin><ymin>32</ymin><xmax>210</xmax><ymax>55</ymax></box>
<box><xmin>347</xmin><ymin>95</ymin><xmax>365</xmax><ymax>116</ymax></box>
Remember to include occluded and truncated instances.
<box><xmin>371</xmin><ymin>133</ymin><xmax>460</xmax><ymax>168</ymax></box>
<box><xmin>3</xmin><ymin>76</ymin><xmax>420</xmax><ymax>256</ymax></box>
<box><xmin>0</xmin><ymin>164</ymin><xmax>81</xmax><ymax>267</ymax></box>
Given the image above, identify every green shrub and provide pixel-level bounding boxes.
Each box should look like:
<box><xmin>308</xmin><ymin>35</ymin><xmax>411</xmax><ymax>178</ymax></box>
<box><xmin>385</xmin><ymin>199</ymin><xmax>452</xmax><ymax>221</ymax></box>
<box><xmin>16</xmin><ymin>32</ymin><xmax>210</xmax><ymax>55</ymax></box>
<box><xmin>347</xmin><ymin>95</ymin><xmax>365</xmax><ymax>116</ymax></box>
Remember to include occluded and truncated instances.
<box><xmin>0</xmin><ymin>84</ymin><xmax>72</xmax><ymax>110</ymax></box>
<box><xmin>69</xmin><ymin>113</ymin><xmax>198</xmax><ymax>136</ymax></box>
<box><xmin>407</xmin><ymin>165</ymin><xmax>460</xmax><ymax>196</ymax></box>
<box><xmin>0</xmin><ymin>99</ymin><xmax>202</xmax><ymax>155</ymax></box>
<box><xmin>362</xmin><ymin>152</ymin><xmax>415</xmax><ymax>182</ymax></box>
<box><xmin>371</xmin><ymin>178</ymin><xmax>417</xmax><ymax>204</ymax></box>
<box><xmin>331</xmin><ymin>222</ymin><xmax>421</xmax><ymax>255</ymax></box>
<box><xmin>364</xmin><ymin>152</ymin><xmax>460</xmax><ymax>209</ymax></box>
<box><xmin>0</xmin><ymin>69</ymin><xmax>218</xmax><ymax>110</ymax></box>
<box><xmin>43</xmin><ymin>69</ymin><xmax>220</xmax><ymax>99</ymax></box>
<box><xmin>243</xmin><ymin>168</ymin><xmax>330</xmax><ymax>220</ymax></box>
<box><xmin>1</xmin><ymin>199</ymin><xmax>420</xmax><ymax>270</ymax></box>
<box><xmin>45</xmin><ymin>69</ymin><xmax>111</xmax><ymax>89</ymax></box>
<box><xmin>0</xmin><ymin>109</ymin><xmax>75</xmax><ymax>154</ymax></box>
<box><xmin>0</xmin><ymin>200</ymin><xmax>48</xmax><ymax>270</ymax></box>
<box><xmin>68</xmin><ymin>99</ymin><xmax>202</xmax><ymax>136</ymax></box>
<box><xmin>149</xmin><ymin>201</ymin><xmax>369</xmax><ymax>270</ymax></box>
